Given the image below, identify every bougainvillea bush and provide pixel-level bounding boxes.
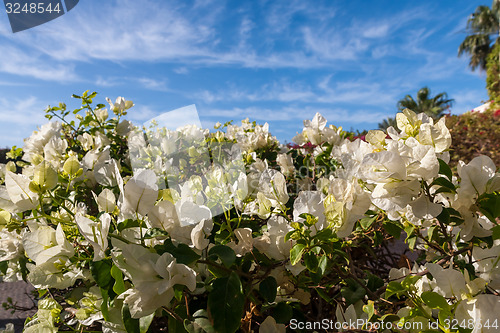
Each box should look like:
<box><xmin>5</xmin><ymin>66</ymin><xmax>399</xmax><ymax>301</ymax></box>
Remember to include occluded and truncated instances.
<box><xmin>445</xmin><ymin>108</ymin><xmax>500</xmax><ymax>170</ymax></box>
<box><xmin>0</xmin><ymin>91</ymin><xmax>500</xmax><ymax>333</ymax></box>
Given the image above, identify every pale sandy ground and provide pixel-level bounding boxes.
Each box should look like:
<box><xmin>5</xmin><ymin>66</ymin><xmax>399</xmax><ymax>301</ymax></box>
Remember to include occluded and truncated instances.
<box><xmin>0</xmin><ymin>281</ymin><xmax>36</xmax><ymax>333</ymax></box>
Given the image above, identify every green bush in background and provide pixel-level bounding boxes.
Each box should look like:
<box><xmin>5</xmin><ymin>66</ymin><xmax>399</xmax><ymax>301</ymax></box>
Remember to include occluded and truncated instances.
<box><xmin>446</xmin><ymin>108</ymin><xmax>500</xmax><ymax>169</ymax></box>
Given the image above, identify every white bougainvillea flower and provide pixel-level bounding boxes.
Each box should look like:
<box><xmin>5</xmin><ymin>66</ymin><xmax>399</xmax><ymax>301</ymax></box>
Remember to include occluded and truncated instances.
<box><xmin>23</xmin><ymin>224</ymin><xmax>81</xmax><ymax>289</ymax></box>
<box><xmin>5</xmin><ymin>171</ymin><xmax>39</xmax><ymax>212</ymax></box>
<box><xmin>335</xmin><ymin>301</ymin><xmax>368</xmax><ymax>330</ymax></box>
<box><xmin>456</xmin><ymin>211</ymin><xmax>493</xmax><ymax>241</ymax></box>
<box><xmin>23</xmin><ymin>223</ymin><xmax>74</xmax><ymax>265</ymax></box>
<box><xmin>255</xmin><ymin>216</ymin><xmax>293</xmax><ymax>261</ymax></box>
<box><xmin>22</xmin><ymin>121</ymin><xmax>62</xmax><ymax>163</ymax></box>
<box><xmin>106</xmin><ymin>96</ymin><xmax>134</xmax><ymax>114</ymax></box>
<box><xmin>293</xmin><ymin>191</ymin><xmax>326</xmax><ymax>233</ymax></box>
<box><xmin>326</xmin><ymin>178</ymin><xmax>371</xmax><ymax>238</ymax></box>
<box><xmin>94</xmin><ymin>189</ymin><xmax>116</xmax><ymax>213</ymax></box>
<box><xmin>0</xmin><ymin>186</ymin><xmax>17</xmax><ymax>213</ymax></box>
<box><xmin>472</xmin><ymin>240</ymin><xmax>500</xmax><ymax>291</ymax></box>
<box><xmin>23</xmin><ymin>298</ymin><xmax>62</xmax><ymax>333</ymax></box>
<box><xmin>175</xmin><ymin>200</ymin><xmax>211</xmax><ymax>227</ymax></box>
<box><xmin>417</xmin><ymin>117</ymin><xmax>452</xmax><ymax>153</ymax></box>
<box><xmin>426</xmin><ymin>263</ymin><xmax>468</xmax><ymax>299</ymax></box>
<box><xmin>112</xmin><ymin>240</ymin><xmax>196</xmax><ymax>318</ymax></box>
<box><xmin>0</xmin><ymin>229</ymin><xmax>23</xmax><ymax>262</ymax></box>
<box><xmin>256</xmin><ymin>192</ymin><xmax>272</xmax><ymax>219</ymax></box>
<box><xmin>258</xmin><ymin>170</ymin><xmax>289</xmax><ymax>207</ymax></box>
<box><xmin>396</xmin><ymin>109</ymin><xmax>427</xmax><ymax>137</ymax></box>
<box><xmin>121</xmin><ymin>169</ymin><xmax>158</xmax><ymax>216</ymax></box>
<box><xmin>259</xmin><ymin>316</ymin><xmax>286</xmax><ymax>333</ymax></box>
<box><xmin>408</xmin><ymin>194</ymin><xmax>442</xmax><ymax>220</ymax></box>
<box><xmin>147</xmin><ymin>200</ymin><xmax>178</xmax><ymax>230</ymax></box>
<box><xmin>190</xmin><ymin>218</ymin><xmax>213</xmax><ymax>250</ymax></box>
<box><xmin>33</xmin><ymin>161</ymin><xmax>58</xmax><ymax>191</ymax></box>
<box><xmin>455</xmin><ymin>294</ymin><xmax>500</xmax><ymax>333</ymax></box>
<box><xmin>403</xmin><ymin>138</ymin><xmax>439</xmax><ymax>180</ymax></box>
<box><xmin>76</xmin><ymin>213</ymin><xmax>111</xmax><ymax>261</ymax></box>
<box><xmin>229</xmin><ymin>228</ymin><xmax>254</xmax><ymax>256</ymax></box>
<box><xmin>147</xmin><ymin>200</ymin><xmax>212</xmax><ymax>249</ymax></box>
<box><xmin>361</xmin><ymin>150</ymin><xmax>407</xmax><ymax>183</ymax></box>
<box><xmin>455</xmin><ymin>155</ymin><xmax>499</xmax><ymax>210</ymax></box>
<box><xmin>27</xmin><ymin>260</ymin><xmax>84</xmax><ymax>290</ymax></box>
<box><xmin>276</xmin><ymin>153</ymin><xmax>295</xmax><ymax>177</ymax></box>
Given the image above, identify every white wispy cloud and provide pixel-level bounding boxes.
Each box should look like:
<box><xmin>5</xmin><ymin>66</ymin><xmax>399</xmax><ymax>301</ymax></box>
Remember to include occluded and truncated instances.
<box><xmin>0</xmin><ymin>96</ymin><xmax>49</xmax><ymax>146</ymax></box>
<box><xmin>0</xmin><ymin>45</ymin><xmax>78</xmax><ymax>81</ymax></box>
<box><xmin>138</xmin><ymin>78</ymin><xmax>169</xmax><ymax>91</ymax></box>
<box><xmin>196</xmin><ymin>77</ymin><xmax>400</xmax><ymax>109</ymax></box>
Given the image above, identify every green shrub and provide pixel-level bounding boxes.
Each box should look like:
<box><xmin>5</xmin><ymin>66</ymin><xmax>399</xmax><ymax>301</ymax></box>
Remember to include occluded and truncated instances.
<box><xmin>445</xmin><ymin>108</ymin><xmax>500</xmax><ymax>168</ymax></box>
<box><xmin>0</xmin><ymin>148</ymin><xmax>9</xmax><ymax>164</ymax></box>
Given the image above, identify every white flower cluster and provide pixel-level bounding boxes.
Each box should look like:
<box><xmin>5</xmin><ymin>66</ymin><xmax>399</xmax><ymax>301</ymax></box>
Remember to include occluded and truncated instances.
<box><xmin>0</xmin><ymin>95</ymin><xmax>499</xmax><ymax>332</ymax></box>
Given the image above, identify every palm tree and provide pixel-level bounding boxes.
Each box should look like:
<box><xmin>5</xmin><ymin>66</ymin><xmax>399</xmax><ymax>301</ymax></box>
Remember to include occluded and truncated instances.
<box><xmin>458</xmin><ymin>0</ymin><xmax>500</xmax><ymax>71</ymax></box>
<box><xmin>397</xmin><ymin>87</ymin><xmax>454</xmax><ymax>120</ymax></box>
<box><xmin>377</xmin><ymin>117</ymin><xmax>397</xmax><ymax>131</ymax></box>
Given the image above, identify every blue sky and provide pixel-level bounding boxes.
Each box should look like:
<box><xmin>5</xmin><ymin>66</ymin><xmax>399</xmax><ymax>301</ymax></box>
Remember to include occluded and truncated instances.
<box><xmin>0</xmin><ymin>0</ymin><xmax>491</xmax><ymax>147</ymax></box>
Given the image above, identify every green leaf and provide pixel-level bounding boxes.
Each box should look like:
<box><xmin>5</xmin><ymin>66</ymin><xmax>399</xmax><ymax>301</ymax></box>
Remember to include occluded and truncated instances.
<box><xmin>363</xmin><ymin>300</ymin><xmax>375</xmax><ymax>320</ymax></box>
<box><xmin>383</xmin><ymin>221</ymin><xmax>403</xmax><ymax>239</ymax></box>
<box><xmin>385</xmin><ymin>281</ymin><xmax>406</xmax><ymax>299</ymax></box>
<box><xmin>436</xmin><ymin>208</ymin><xmax>450</xmax><ymax>225</ymax></box>
<box><xmin>492</xmin><ymin>225</ymin><xmax>500</xmax><ymax>240</ymax></box>
<box><xmin>421</xmin><ymin>291</ymin><xmax>450</xmax><ymax>311</ymax></box>
<box><xmin>317</xmin><ymin>255</ymin><xmax>328</xmax><ymax>275</ymax></box>
<box><xmin>122</xmin><ymin>303</ymin><xmax>140</xmax><ymax>333</ymax></box>
<box><xmin>304</xmin><ymin>252</ymin><xmax>319</xmax><ymax>272</ymax></box>
<box><xmin>38</xmin><ymin>289</ymin><xmax>48</xmax><ymax>298</ymax></box>
<box><xmin>478</xmin><ymin>192</ymin><xmax>500</xmax><ymax>222</ymax></box>
<box><xmin>0</xmin><ymin>261</ymin><xmax>7</xmax><ymax>275</ymax></box>
<box><xmin>139</xmin><ymin>313</ymin><xmax>155</xmax><ymax>333</ymax></box>
<box><xmin>208</xmin><ymin>245</ymin><xmax>236</xmax><ymax>268</ymax></box>
<box><xmin>272</xmin><ymin>302</ymin><xmax>293</xmax><ymax>324</ymax></box>
<box><xmin>100</xmin><ymin>288</ymin><xmax>109</xmax><ymax>321</ymax></box>
<box><xmin>208</xmin><ymin>272</ymin><xmax>245</xmax><ymax>333</ymax></box>
<box><xmin>111</xmin><ymin>265</ymin><xmax>126</xmax><ymax>295</ymax></box>
<box><xmin>402</xmin><ymin>275</ymin><xmax>421</xmax><ymax>290</ymax></box>
<box><xmin>430</xmin><ymin>177</ymin><xmax>456</xmax><ymax>193</ymax></box>
<box><xmin>259</xmin><ymin>276</ymin><xmax>278</xmax><ymax>302</ymax></box>
<box><xmin>290</xmin><ymin>244</ymin><xmax>306</xmax><ymax>265</ymax></box>
<box><xmin>341</xmin><ymin>279</ymin><xmax>366</xmax><ymax>305</ymax></box>
<box><xmin>360</xmin><ymin>215</ymin><xmax>377</xmax><ymax>230</ymax></box>
<box><xmin>367</xmin><ymin>273</ymin><xmax>384</xmax><ymax>292</ymax></box>
<box><xmin>155</xmin><ymin>239</ymin><xmax>201</xmax><ymax>265</ymax></box>
<box><xmin>117</xmin><ymin>219</ymin><xmax>140</xmax><ymax>232</ymax></box>
<box><xmin>315</xmin><ymin>288</ymin><xmax>331</xmax><ymax>302</ymax></box>
<box><xmin>90</xmin><ymin>259</ymin><xmax>113</xmax><ymax>290</ymax></box>
<box><xmin>437</xmin><ymin>158</ymin><xmax>453</xmax><ymax>181</ymax></box>
<box><xmin>315</xmin><ymin>228</ymin><xmax>333</xmax><ymax>241</ymax></box>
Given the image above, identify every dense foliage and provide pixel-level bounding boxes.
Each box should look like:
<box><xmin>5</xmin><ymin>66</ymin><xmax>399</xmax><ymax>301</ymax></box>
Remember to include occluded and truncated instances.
<box><xmin>445</xmin><ymin>109</ymin><xmax>500</xmax><ymax>169</ymax></box>
<box><xmin>0</xmin><ymin>92</ymin><xmax>499</xmax><ymax>333</ymax></box>
<box><xmin>486</xmin><ymin>43</ymin><xmax>500</xmax><ymax>102</ymax></box>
